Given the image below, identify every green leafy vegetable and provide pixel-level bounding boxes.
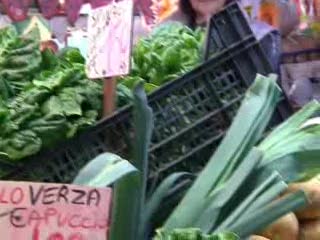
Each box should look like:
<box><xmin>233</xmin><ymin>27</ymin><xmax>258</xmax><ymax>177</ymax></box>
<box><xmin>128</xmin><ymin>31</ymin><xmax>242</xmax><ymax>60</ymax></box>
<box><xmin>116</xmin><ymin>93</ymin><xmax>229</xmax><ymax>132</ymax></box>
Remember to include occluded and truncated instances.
<box><xmin>73</xmin><ymin>152</ymin><xmax>139</xmax><ymax>187</ymax></box>
<box><xmin>0</xmin><ymin>27</ymin><xmax>102</xmax><ymax>162</ymax></box>
<box><xmin>154</xmin><ymin>229</ymin><xmax>239</xmax><ymax>240</ymax></box>
<box><xmin>110</xmin><ymin>82</ymin><xmax>154</xmax><ymax>240</ymax></box>
<box><xmin>117</xmin><ymin>22</ymin><xmax>205</xmax><ymax>105</ymax></box>
<box><xmin>0</xmin><ymin>27</ymin><xmax>41</xmax><ymax>95</ymax></box>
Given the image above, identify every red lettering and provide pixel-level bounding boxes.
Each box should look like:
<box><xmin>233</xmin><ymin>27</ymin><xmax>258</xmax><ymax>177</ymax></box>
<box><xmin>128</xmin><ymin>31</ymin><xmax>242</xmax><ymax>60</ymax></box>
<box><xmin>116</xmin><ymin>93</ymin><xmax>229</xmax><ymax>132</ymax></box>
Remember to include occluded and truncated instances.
<box><xmin>81</xmin><ymin>217</ymin><xmax>95</xmax><ymax>229</ymax></box>
<box><xmin>10</xmin><ymin>187</ymin><xmax>24</xmax><ymax>204</ymax></box>
<box><xmin>28</xmin><ymin>210</ymin><xmax>44</xmax><ymax>228</ymax></box>
<box><xmin>69</xmin><ymin>233</ymin><xmax>84</xmax><ymax>240</ymax></box>
<box><xmin>69</xmin><ymin>214</ymin><xmax>81</xmax><ymax>228</ymax></box>
<box><xmin>0</xmin><ymin>188</ymin><xmax>8</xmax><ymax>203</ymax></box>
<box><xmin>32</xmin><ymin>227</ymin><xmax>39</xmax><ymax>240</ymax></box>
<box><xmin>48</xmin><ymin>233</ymin><xmax>64</xmax><ymax>240</ymax></box>
<box><xmin>44</xmin><ymin>208</ymin><xmax>58</xmax><ymax>225</ymax></box>
<box><xmin>97</xmin><ymin>218</ymin><xmax>109</xmax><ymax>229</ymax></box>
<box><xmin>57</xmin><ymin>213</ymin><xmax>69</xmax><ymax>228</ymax></box>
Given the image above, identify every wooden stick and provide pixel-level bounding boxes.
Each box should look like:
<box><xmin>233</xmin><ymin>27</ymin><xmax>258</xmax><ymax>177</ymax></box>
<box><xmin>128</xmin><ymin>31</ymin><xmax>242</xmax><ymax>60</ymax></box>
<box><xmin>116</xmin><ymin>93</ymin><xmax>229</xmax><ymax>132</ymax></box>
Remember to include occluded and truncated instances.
<box><xmin>103</xmin><ymin>78</ymin><xmax>117</xmax><ymax>117</ymax></box>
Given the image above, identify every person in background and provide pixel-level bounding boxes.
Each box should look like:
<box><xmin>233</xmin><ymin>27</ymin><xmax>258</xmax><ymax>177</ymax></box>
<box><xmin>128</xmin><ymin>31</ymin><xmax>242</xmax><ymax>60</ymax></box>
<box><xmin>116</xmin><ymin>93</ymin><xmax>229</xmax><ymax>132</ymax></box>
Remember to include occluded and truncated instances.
<box><xmin>157</xmin><ymin>0</ymin><xmax>302</xmax><ymax>70</ymax></box>
<box><xmin>162</xmin><ymin>0</ymin><xmax>227</xmax><ymax>27</ymax></box>
<box><xmin>162</xmin><ymin>0</ymin><xmax>300</xmax><ymax>36</ymax></box>
<box><xmin>258</xmin><ymin>0</ymin><xmax>300</xmax><ymax>37</ymax></box>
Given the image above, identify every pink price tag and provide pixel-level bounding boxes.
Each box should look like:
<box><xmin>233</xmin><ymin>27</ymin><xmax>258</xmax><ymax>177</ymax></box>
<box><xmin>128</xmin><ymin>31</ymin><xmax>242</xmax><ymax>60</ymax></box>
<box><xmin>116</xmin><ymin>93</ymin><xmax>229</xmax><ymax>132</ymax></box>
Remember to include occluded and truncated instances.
<box><xmin>0</xmin><ymin>181</ymin><xmax>112</xmax><ymax>240</ymax></box>
<box><xmin>86</xmin><ymin>0</ymin><xmax>134</xmax><ymax>79</ymax></box>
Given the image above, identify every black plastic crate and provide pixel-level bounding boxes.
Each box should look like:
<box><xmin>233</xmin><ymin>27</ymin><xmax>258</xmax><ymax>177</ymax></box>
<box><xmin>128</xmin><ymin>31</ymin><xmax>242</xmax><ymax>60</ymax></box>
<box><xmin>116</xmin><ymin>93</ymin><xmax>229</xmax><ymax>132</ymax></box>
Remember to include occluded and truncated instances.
<box><xmin>4</xmin><ymin>39</ymin><xmax>279</xmax><ymax>188</ymax></box>
<box><xmin>204</xmin><ymin>2</ymin><xmax>292</xmax><ymax>121</ymax></box>
<box><xmin>204</xmin><ymin>2</ymin><xmax>255</xmax><ymax>60</ymax></box>
<box><xmin>204</xmin><ymin>2</ymin><xmax>281</xmax><ymax>72</ymax></box>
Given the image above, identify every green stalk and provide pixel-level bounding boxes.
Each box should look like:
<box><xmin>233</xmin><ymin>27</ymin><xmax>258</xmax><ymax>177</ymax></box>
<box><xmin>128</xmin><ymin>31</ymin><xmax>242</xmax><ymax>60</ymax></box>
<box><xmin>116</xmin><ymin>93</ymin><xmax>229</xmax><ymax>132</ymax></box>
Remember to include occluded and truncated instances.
<box><xmin>228</xmin><ymin>191</ymin><xmax>308</xmax><ymax>238</ymax></box>
<box><xmin>264</xmin><ymin>149</ymin><xmax>320</xmax><ymax>182</ymax></box>
<box><xmin>133</xmin><ymin>83</ymin><xmax>154</xmax><ymax>239</ymax></box>
<box><xmin>192</xmin><ymin>149</ymin><xmax>262</xmax><ymax>233</ymax></box>
<box><xmin>164</xmin><ymin>75</ymin><xmax>281</xmax><ymax>229</ymax></box>
<box><xmin>261</xmin><ymin>125</ymin><xmax>320</xmax><ymax>165</ymax></box>
<box><xmin>109</xmin><ymin>172</ymin><xmax>141</xmax><ymax>240</ymax></box>
<box><xmin>73</xmin><ymin>153</ymin><xmax>139</xmax><ymax>187</ymax></box>
<box><xmin>243</xmin><ymin>181</ymin><xmax>288</xmax><ymax>216</ymax></box>
<box><xmin>259</xmin><ymin>100</ymin><xmax>320</xmax><ymax>151</ymax></box>
<box><xmin>109</xmin><ymin>83</ymin><xmax>154</xmax><ymax>240</ymax></box>
<box><xmin>215</xmin><ymin>171</ymin><xmax>286</xmax><ymax>232</ymax></box>
<box><xmin>143</xmin><ymin>172</ymin><xmax>193</xmax><ymax>231</ymax></box>
<box><xmin>219</xmin><ymin>74</ymin><xmax>281</xmax><ymax>182</ymax></box>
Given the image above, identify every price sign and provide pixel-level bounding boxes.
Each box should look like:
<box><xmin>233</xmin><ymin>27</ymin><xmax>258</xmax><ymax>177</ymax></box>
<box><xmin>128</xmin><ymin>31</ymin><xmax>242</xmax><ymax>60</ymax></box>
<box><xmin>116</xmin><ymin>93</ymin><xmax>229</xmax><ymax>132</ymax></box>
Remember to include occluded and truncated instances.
<box><xmin>0</xmin><ymin>181</ymin><xmax>112</xmax><ymax>240</ymax></box>
<box><xmin>86</xmin><ymin>0</ymin><xmax>134</xmax><ymax>78</ymax></box>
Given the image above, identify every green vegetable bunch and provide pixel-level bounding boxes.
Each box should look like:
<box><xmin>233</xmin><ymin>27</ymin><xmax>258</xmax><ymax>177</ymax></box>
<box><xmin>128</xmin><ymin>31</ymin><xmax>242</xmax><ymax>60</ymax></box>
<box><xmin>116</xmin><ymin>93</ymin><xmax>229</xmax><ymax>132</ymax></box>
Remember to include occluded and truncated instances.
<box><xmin>0</xmin><ymin>27</ymin><xmax>102</xmax><ymax>162</ymax></box>
<box><xmin>154</xmin><ymin>229</ymin><xmax>238</xmax><ymax>240</ymax></box>
<box><xmin>0</xmin><ymin>27</ymin><xmax>41</xmax><ymax>98</ymax></box>
<box><xmin>117</xmin><ymin>22</ymin><xmax>205</xmax><ymax>107</ymax></box>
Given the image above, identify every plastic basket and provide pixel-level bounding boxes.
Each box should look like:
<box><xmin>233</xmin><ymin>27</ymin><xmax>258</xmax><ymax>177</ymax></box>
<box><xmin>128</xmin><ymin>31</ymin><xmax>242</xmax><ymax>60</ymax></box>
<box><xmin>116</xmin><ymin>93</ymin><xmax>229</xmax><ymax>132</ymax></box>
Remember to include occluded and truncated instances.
<box><xmin>4</xmin><ymin>39</ymin><xmax>280</xmax><ymax>188</ymax></box>
<box><xmin>204</xmin><ymin>2</ymin><xmax>282</xmax><ymax>70</ymax></box>
<box><xmin>205</xmin><ymin>2</ymin><xmax>292</xmax><ymax>121</ymax></box>
<box><xmin>204</xmin><ymin>2</ymin><xmax>255</xmax><ymax>60</ymax></box>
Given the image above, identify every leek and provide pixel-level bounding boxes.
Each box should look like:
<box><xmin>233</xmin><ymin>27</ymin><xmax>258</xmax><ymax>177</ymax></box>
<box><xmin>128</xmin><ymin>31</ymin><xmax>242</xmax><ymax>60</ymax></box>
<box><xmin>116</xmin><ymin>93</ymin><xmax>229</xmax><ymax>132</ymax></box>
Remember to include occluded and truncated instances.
<box><xmin>164</xmin><ymin>74</ymin><xmax>281</xmax><ymax>229</ymax></box>
<box><xmin>110</xmin><ymin>82</ymin><xmax>154</xmax><ymax>240</ymax></box>
<box><xmin>258</xmin><ymin>101</ymin><xmax>320</xmax><ymax>181</ymax></box>
<box><xmin>163</xmin><ymin>74</ymin><xmax>309</xmax><ymax>238</ymax></box>
<box><xmin>215</xmin><ymin>171</ymin><xmax>287</xmax><ymax>232</ymax></box>
<box><xmin>229</xmin><ymin>191</ymin><xmax>307</xmax><ymax>238</ymax></box>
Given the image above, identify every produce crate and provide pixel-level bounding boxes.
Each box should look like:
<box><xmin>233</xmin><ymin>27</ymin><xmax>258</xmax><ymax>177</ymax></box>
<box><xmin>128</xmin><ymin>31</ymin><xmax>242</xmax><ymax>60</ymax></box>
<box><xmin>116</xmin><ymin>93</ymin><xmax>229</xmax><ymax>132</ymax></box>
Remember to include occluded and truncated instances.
<box><xmin>4</xmin><ymin>38</ymin><xmax>279</xmax><ymax>188</ymax></box>
<box><xmin>204</xmin><ymin>2</ymin><xmax>255</xmax><ymax>60</ymax></box>
<box><xmin>204</xmin><ymin>2</ymin><xmax>281</xmax><ymax>72</ymax></box>
<box><xmin>205</xmin><ymin>2</ymin><xmax>292</xmax><ymax>122</ymax></box>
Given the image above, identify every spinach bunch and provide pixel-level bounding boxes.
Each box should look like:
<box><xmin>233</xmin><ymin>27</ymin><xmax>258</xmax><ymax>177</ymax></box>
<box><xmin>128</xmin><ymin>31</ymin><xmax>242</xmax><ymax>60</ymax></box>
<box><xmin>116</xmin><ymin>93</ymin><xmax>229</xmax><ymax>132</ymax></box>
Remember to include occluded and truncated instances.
<box><xmin>117</xmin><ymin>23</ymin><xmax>205</xmax><ymax>107</ymax></box>
<box><xmin>0</xmin><ymin>30</ymin><xmax>102</xmax><ymax>162</ymax></box>
<box><xmin>0</xmin><ymin>27</ymin><xmax>42</xmax><ymax>98</ymax></box>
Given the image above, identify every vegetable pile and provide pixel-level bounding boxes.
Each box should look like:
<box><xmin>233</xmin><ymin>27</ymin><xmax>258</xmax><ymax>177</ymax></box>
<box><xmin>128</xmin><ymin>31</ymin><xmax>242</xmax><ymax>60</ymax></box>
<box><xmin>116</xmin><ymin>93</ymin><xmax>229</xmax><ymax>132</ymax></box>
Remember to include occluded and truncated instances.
<box><xmin>162</xmin><ymin>74</ymin><xmax>311</xmax><ymax>237</ymax></box>
<box><xmin>0</xmin><ymin>23</ymin><xmax>203</xmax><ymax>162</ymax></box>
<box><xmin>75</xmin><ymin>74</ymin><xmax>320</xmax><ymax>240</ymax></box>
<box><xmin>117</xmin><ymin>23</ymin><xmax>205</xmax><ymax>107</ymax></box>
<box><xmin>0</xmin><ymin>27</ymin><xmax>102</xmax><ymax>162</ymax></box>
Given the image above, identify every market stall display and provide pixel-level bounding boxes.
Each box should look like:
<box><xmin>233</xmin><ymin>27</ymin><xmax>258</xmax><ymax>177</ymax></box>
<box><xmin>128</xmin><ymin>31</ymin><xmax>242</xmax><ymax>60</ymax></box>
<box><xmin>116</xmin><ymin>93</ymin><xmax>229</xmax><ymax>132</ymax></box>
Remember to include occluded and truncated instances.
<box><xmin>74</xmin><ymin>75</ymin><xmax>320</xmax><ymax>240</ymax></box>
<box><xmin>0</xmin><ymin>1</ymin><xmax>318</xmax><ymax>239</ymax></box>
<box><xmin>1</xmin><ymin>4</ymin><xmax>278</xmax><ymax>191</ymax></box>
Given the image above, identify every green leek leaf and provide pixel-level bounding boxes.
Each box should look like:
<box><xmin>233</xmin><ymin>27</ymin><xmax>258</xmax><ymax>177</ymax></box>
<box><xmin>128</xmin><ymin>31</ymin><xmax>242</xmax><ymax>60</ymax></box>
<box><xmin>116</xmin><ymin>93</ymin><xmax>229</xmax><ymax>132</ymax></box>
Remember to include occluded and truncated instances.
<box><xmin>164</xmin><ymin>74</ymin><xmax>281</xmax><ymax>230</ymax></box>
<box><xmin>228</xmin><ymin>191</ymin><xmax>307</xmax><ymax>238</ymax></box>
<box><xmin>109</xmin><ymin>82</ymin><xmax>154</xmax><ymax>240</ymax></box>
<box><xmin>72</xmin><ymin>153</ymin><xmax>138</xmax><ymax>187</ymax></box>
<box><xmin>143</xmin><ymin>172</ymin><xmax>193</xmax><ymax>230</ymax></box>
